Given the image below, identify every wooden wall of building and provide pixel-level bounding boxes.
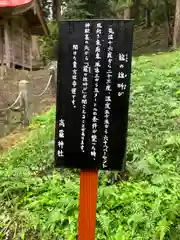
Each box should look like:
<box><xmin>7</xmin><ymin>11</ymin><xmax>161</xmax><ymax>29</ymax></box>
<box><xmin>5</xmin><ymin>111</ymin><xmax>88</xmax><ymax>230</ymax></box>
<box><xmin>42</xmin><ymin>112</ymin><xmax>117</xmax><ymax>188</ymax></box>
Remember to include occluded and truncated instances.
<box><xmin>0</xmin><ymin>24</ymin><xmax>5</xmax><ymax>67</ymax></box>
<box><xmin>0</xmin><ymin>15</ymin><xmax>32</xmax><ymax>70</ymax></box>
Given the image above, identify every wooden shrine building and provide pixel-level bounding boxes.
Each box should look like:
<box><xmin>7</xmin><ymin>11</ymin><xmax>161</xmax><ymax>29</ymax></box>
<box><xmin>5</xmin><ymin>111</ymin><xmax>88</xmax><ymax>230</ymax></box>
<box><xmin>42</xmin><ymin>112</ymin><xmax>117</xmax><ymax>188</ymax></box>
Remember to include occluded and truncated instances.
<box><xmin>0</xmin><ymin>0</ymin><xmax>49</xmax><ymax>70</ymax></box>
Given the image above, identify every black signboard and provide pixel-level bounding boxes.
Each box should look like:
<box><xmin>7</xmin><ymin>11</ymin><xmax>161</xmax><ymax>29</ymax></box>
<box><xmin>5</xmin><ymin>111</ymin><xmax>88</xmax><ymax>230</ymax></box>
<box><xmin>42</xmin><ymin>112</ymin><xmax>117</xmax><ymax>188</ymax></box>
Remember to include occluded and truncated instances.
<box><xmin>55</xmin><ymin>20</ymin><xmax>134</xmax><ymax>171</ymax></box>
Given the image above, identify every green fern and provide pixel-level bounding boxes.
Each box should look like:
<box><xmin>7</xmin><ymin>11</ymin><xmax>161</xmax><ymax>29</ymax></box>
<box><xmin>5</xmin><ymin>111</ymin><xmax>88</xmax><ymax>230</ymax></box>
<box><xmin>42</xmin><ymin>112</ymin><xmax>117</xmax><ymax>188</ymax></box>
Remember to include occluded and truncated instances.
<box><xmin>155</xmin><ymin>218</ymin><xmax>172</xmax><ymax>240</ymax></box>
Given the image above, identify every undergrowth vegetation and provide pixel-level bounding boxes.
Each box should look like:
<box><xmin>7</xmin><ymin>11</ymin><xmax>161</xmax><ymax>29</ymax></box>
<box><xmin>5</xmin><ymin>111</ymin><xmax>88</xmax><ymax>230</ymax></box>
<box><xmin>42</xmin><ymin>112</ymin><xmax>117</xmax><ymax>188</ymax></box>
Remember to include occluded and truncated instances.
<box><xmin>1</xmin><ymin>51</ymin><xmax>180</xmax><ymax>239</ymax></box>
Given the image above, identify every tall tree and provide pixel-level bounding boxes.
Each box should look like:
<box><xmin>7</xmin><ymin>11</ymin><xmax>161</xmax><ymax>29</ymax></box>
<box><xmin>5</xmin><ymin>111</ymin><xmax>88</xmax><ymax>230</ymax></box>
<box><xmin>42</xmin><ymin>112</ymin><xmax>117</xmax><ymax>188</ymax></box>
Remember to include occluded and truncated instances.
<box><xmin>52</xmin><ymin>0</ymin><xmax>92</xmax><ymax>20</ymax></box>
<box><xmin>40</xmin><ymin>0</ymin><xmax>52</xmax><ymax>19</ymax></box>
<box><xmin>52</xmin><ymin>0</ymin><xmax>62</xmax><ymax>21</ymax></box>
<box><xmin>63</xmin><ymin>0</ymin><xmax>91</xmax><ymax>19</ymax></box>
<box><xmin>163</xmin><ymin>0</ymin><xmax>173</xmax><ymax>46</ymax></box>
<box><xmin>84</xmin><ymin>0</ymin><xmax>110</xmax><ymax>18</ymax></box>
<box><xmin>173</xmin><ymin>0</ymin><xmax>180</xmax><ymax>48</ymax></box>
<box><xmin>109</xmin><ymin>0</ymin><xmax>140</xmax><ymax>20</ymax></box>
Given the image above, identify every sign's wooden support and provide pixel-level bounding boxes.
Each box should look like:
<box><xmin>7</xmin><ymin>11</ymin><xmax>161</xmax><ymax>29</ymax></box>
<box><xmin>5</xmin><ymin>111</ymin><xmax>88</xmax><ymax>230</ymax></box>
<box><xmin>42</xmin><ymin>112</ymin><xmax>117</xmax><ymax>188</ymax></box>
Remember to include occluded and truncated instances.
<box><xmin>78</xmin><ymin>170</ymin><xmax>98</xmax><ymax>240</ymax></box>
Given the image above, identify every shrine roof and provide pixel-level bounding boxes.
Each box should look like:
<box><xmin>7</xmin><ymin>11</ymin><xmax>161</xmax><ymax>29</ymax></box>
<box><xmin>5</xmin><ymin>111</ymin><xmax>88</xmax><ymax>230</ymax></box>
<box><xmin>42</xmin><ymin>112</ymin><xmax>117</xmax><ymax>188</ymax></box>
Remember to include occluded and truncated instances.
<box><xmin>0</xmin><ymin>0</ymin><xmax>49</xmax><ymax>35</ymax></box>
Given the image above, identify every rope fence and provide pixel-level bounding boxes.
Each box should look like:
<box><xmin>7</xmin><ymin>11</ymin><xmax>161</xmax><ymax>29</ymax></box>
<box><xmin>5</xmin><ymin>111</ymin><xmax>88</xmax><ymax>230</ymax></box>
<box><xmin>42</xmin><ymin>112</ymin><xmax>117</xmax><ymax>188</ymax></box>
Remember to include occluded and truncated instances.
<box><xmin>32</xmin><ymin>74</ymin><xmax>53</xmax><ymax>97</ymax></box>
<box><xmin>0</xmin><ymin>63</ymin><xmax>57</xmax><ymax>126</ymax></box>
<box><xmin>0</xmin><ymin>92</ymin><xmax>22</xmax><ymax>112</ymax></box>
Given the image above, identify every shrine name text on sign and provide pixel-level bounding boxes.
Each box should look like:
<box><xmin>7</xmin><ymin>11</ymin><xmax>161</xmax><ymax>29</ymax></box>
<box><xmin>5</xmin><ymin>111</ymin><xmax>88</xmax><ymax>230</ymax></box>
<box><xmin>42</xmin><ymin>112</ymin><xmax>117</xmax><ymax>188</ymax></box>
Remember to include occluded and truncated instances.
<box><xmin>55</xmin><ymin>20</ymin><xmax>134</xmax><ymax>171</ymax></box>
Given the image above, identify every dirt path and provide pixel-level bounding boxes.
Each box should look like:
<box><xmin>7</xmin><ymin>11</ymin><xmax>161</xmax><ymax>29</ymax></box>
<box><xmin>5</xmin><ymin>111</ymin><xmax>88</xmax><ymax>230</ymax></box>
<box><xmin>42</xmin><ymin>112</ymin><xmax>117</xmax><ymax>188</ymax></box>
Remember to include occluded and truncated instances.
<box><xmin>0</xmin><ymin>104</ymin><xmax>55</xmax><ymax>153</ymax></box>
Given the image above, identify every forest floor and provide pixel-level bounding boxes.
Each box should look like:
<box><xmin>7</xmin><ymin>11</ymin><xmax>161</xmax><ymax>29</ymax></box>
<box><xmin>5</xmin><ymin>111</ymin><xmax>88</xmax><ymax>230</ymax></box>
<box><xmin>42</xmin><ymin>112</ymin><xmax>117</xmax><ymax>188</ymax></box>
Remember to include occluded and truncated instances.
<box><xmin>1</xmin><ymin>47</ymin><xmax>180</xmax><ymax>239</ymax></box>
<box><xmin>133</xmin><ymin>24</ymin><xmax>169</xmax><ymax>56</ymax></box>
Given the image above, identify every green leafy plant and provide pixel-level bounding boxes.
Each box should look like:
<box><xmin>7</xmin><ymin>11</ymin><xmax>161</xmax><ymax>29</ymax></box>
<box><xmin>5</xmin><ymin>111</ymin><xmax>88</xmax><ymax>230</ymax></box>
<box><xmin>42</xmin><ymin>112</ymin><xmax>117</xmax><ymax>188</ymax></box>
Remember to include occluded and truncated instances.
<box><xmin>1</xmin><ymin>51</ymin><xmax>180</xmax><ymax>239</ymax></box>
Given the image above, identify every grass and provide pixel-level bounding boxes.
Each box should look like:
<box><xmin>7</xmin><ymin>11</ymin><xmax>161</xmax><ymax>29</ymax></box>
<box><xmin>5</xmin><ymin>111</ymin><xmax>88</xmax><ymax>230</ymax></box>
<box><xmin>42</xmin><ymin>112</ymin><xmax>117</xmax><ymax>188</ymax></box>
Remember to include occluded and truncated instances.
<box><xmin>1</xmin><ymin>51</ymin><xmax>180</xmax><ymax>239</ymax></box>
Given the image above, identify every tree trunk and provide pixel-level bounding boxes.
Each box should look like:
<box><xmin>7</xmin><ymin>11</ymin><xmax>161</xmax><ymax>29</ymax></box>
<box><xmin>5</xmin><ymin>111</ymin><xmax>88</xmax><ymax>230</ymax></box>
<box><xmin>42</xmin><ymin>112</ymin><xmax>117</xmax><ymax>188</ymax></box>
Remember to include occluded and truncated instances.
<box><xmin>124</xmin><ymin>0</ymin><xmax>140</xmax><ymax>21</ymax></box>
<box><xmin>124</xmin><ymin>8</ymin><xmax>131</xmax><ymax>19</ymax></box>
<box><xmin>163</xmin><ymin>0</ymin><xmax>173</xmax><ymax>46</ymax></box>
<box><xmin>52</xmin><ymin>0</ymin><xmax>57</xmax><ymax>20</ymax></box>
<box><xmin>57</xmin><ymin>3</ymin><xmax>62</xmax><ymax>21</ymax></box>
<box><xmin>131</xmin><ymin>0</ymin><xmax>140</xmax><ymax>22</ymax></box>
<box><xmin>53</xmin><ymin>0</ymin><xmax>62</xmax><ymax>21</ymax></box>
<box><xmin>173</xmin><ymin>0</ymin><xmax>180</xmax><ymax>48</ymax></box>
<box><xmin>146</xmin><ymin>8</ymin><xmax>151</xmax><ymax>28</ymax></box>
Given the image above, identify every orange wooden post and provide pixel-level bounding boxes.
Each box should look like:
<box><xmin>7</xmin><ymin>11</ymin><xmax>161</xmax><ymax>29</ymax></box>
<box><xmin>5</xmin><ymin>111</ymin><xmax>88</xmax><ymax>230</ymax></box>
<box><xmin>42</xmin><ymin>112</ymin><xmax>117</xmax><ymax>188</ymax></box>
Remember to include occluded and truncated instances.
<box><xmin>78</xmin><ymin>169</ymin><xmax>98</xmax><ymax>240</ymax></box>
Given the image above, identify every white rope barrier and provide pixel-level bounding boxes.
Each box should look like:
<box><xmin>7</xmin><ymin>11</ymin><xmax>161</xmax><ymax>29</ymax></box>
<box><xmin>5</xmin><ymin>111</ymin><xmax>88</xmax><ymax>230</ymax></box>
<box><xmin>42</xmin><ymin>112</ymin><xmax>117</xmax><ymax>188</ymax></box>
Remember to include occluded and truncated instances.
<box><xmin>0</xmin><ymin>62</ymin><xmax>57</xmax><ymax>113</ymax></box>
<box><xmin>32</xmin><ymin>74</ymin><xmax>53</xmax><ymax>97</ymax></box>
<box><xmin>0</xmin><ymin>92</ymin><xmax>21</xmax><ymax>112</ymax></box>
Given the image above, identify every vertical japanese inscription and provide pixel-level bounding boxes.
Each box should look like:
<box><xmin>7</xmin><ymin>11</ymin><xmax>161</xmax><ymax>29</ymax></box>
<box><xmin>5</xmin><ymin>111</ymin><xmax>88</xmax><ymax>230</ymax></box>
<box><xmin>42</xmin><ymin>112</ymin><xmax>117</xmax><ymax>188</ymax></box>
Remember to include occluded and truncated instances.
<box><xmin>55</xmin><ymin>20</ymin><xmax>134</xmax><ymax>171</ymax></box>
<box><xmin>102</xmin><ymin>26</ymin><xmax>114</xmax><ymax>168</ymax></box>
<box><xmin>71</xmin><ymin>45</ymin><xmax>79</xmax><ymax>108</ymax></box>
<box><xmin>117</xmin><ymin>53</ymin><xmax>128</xmax><ymax>97</ymax></box>
<box><xmin>80</xmin><ymin>22</ymin><xmax>91</xmax><ymax>152</ymax></box>
<box><xmin>91</xmin><ymin>23</ymin><xmax>102</xmax><ymax>160</ymax></box>
<box><xmin>57</xmin><ymin>119</ymin><xmax>65</xmax><ymax>158</ymax></box>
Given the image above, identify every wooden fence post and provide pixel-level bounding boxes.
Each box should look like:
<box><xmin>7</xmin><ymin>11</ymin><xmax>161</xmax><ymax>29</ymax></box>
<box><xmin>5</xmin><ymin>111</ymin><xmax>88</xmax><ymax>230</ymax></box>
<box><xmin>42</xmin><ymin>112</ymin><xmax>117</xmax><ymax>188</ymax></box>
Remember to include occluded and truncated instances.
<box><xmin>4</xmin><ymin>21</ymin><xmax>10</xmax><ymax>68</ymax></box>
<box><xmin>0</xmin><ymin>24</ymin><xmax>4</xmax><ymax>80</ymax></box>
<box><xmin>19</xmin><ymin>80</ymin><xmax>29</xmax><ymax>126</ymax></box>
